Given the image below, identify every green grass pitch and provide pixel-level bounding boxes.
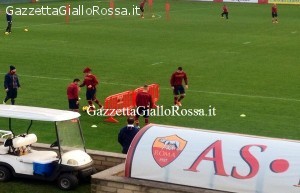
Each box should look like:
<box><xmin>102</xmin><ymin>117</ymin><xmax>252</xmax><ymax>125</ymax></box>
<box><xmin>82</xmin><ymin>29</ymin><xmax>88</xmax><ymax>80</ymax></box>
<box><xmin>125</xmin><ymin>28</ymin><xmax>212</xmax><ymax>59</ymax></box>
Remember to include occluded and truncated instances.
<box><xmin>0</xmin><ymin>0</ymin><xmax>299</xmax><ymax>192</ymax></box>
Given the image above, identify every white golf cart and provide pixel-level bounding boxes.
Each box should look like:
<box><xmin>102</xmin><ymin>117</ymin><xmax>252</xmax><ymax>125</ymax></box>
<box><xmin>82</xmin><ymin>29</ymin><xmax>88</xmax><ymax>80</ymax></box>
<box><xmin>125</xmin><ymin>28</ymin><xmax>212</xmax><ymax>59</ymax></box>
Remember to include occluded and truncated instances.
<box><xmin>0</xmin><ymin>105</ymin><xmax>94</xmax><ymax>190</ymax></box>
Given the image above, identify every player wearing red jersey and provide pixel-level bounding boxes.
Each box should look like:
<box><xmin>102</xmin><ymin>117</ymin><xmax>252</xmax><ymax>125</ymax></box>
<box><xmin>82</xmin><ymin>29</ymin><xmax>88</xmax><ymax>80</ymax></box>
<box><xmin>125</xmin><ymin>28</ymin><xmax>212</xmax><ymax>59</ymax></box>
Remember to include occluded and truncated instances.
<box><xmin>165</xmin><ymin>1</ymin><xmax>170</xmax><ymax>20</ymax></box>
<box><xmin>272</xmin><ymin>4</ymin><xmax>278</xmax><ymax>23</ymax></box>
<box><xmin>80</xmin><ymin>67</ymin><xmax>102</xmax><ymax>111</ymax></box>
<box><xmin>67</xmin><ymin>78</ymin><xmax>80</xmax><ymax>112</ymax></box>
<box><xmin>221</xmin><ymin>5</ymin><xmax>228</xmax><ymax>19</ymax></box>
<box><xmin>140</xmin><ymin>0</ymin><xmax>146</xmax><ymax>18</ymax></box>
<box><xmin>135</xmin><ymin>85</ymin><xmax>153</xmax><ymax>128</ymax></box>
<box><xmin>148</xmin><ymin>0</ymin><xmax>154</xmax><ymax>17</ymax></box>
<box><xmin>170</xmin><ymin>67</ymin><xmax>188</xmax><ymax>107</ymax></box>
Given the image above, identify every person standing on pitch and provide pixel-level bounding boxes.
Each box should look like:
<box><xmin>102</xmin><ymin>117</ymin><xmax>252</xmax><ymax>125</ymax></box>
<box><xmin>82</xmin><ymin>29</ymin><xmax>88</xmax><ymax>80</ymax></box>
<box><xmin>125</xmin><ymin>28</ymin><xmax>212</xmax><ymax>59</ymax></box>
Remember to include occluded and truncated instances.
<box><xmin>135</xmin><ymin>85</ymin><xmax>153</xmax><ymax>128</ymax></box>
<box><xmin>3</xmin><ymin>65</ymin><xmax>20</xmax><ymax>105</ymax></box>
<box><xmin>271</xmin><ymin>4</ymin><xmax>278</xmax><ymax>23</ymax></box>
<box><xmin>140</xmin><ymin>0</ymin><xmax>146</xmax><ymax>19</ymax></box>
<box><xmin>165</xmin><ymin>0</ymin><xmax>170</xmax><ymax>20</ymax></box>
<box><xmin>80</xmin><ymin>67</ymin><xmax>102</xmax><ymax>112</ymax></box>
<box><xmin>67</xmin><ymin>78</ymin><xmax>80</xmax><ymax>112</ymax></box>
<box><xmin>170</xmin><ymin>67</ymin><xmax>188</xmax><ymax>107</ymax></box>
<box><xmin>148</xmin><ymin>0</ymin><xmax>154</xmax><ymax>17</ymax></box>
<box><xmin>221</xmin><ymin>4</ymin><xmax>229</xmax><ymax>19</ymax></box>
<box><xmin>118</xmin><ymin>117</ymin><xmax>140</xmax><ymax>154</ymax></box>
<box><xmin>6</xmin><ymin>10</ymin><xmax>12</xmax><ymax>34</ymax></box>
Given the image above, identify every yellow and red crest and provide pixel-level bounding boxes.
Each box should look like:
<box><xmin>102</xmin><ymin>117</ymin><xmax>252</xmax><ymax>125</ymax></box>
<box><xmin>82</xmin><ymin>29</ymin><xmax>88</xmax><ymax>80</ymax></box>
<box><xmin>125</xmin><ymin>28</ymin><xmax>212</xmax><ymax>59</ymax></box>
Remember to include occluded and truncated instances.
<box><xmin>152</xmin><ymin>135</ymin><xmax>187</xmax><ymax>167</ymax></box>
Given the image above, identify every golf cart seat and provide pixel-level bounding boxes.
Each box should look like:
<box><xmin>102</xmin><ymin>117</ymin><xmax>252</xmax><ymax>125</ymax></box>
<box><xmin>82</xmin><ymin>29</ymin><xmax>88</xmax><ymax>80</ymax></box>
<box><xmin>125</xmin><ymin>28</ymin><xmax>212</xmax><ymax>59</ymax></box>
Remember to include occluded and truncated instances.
<box><xmin>17</xmin><ymin>150</ymin><xmax>58</xmax><ymax>163</ymax></box>
<box><xmin>10</xmin><ymin>133</ymin><xmax>57</xmax><ymax>163</ymax></box>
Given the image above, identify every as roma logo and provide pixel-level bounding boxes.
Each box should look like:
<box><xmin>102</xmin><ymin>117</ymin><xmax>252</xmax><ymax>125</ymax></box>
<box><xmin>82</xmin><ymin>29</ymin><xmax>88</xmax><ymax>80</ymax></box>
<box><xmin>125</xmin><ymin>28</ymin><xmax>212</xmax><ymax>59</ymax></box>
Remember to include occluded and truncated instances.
<box><xmin>152</xmin><ymin>135</ymin><xmax>187</xmax><ymax>167</ymax></box>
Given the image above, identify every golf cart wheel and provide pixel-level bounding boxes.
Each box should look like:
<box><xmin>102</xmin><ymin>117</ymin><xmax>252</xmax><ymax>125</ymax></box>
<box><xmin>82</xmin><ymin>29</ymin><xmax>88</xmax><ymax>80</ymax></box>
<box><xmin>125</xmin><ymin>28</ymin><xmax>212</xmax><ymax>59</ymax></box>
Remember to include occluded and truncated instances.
<box><xmin>58</xmin><ymin>173</ymin><xmax>78</xmax><ymax>190</ymax></box>
<box><xmin>0</xmin><ymin>166</ymin><xmax>12</xmax><ymax>182</ymax></box>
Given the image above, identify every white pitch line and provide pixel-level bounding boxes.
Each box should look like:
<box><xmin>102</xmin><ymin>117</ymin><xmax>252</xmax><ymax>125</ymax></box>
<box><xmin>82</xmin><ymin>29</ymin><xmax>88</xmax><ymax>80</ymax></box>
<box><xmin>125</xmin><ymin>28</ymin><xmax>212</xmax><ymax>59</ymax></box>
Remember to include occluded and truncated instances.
<box><xmin>243</xmin><ymin>42</ymin><xmax>251</xmax><ymax>45</ymax></box>
<box><xmin>151</xmin><ymin>62</ymin><xmax>163</xmax><ymax>66</ymax></box>
<box><xmin>153</xmin><ymin>14</ymin><xmax>162</xmax><ymax>20</ymax></box>
<box><xmin>1</xmin><ymin>73</ymin><xmax>299</xmax><ymax>103</ymax></box>
<box><xmin>141</xmin><ymin>14</ymin><xmax>162</xmax><ymax>20</ymax></box>
<box><xmin>291</xmin><ymin>31</ymin><xmax>297</xmax><ymax>34</ymax></box>
<box><xmin>185</xmin><ymin>89</ymin><xmax>300</xmax><ymax>102</ymax></box>
<box><xmin>17</xmin><ymin>74</ymin><xmax>70</xmax><ymax>81</ymax></box>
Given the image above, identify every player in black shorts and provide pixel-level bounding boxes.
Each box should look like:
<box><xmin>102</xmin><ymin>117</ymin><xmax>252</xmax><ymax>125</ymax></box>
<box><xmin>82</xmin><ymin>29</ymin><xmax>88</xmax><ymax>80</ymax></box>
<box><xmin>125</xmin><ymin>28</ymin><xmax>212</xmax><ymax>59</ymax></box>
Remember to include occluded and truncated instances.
<box><xmin>6</xmin><ymin>10</ymin><xmax>12</xmax><ymax>34</ymax></box>
<box><xmin>170</xmin><ymin>67</ymin><xmax>188</xmax><ymax>107</ymax></box>
<box><xmin>140</xmin><ymin>0</ymin><xmax>146</xmax><ymax>18</ymax></box>
<box><xmin>135</xmin><ymin>85</ymin><xmax>153</xmax><ymax>128</ymax></box>
<box><xmin>173</xmin><ymin>85</ymin><xmax>185</xmax><ymax>96</ymax></box>
<box><xmin>136</xmin><ymin>106</ymin><xmax>149</xmax><ymax>119</ymax></box>
<box><xmin>271</xmin><ymin>4</ymin><xmax>278</xmax><ymax>23</ymax></box>
<box><xmin>221</xmin><ymin>5</ymin><xmax>228</xmax><ymax>19</ymax></box>
<box><xmin>69</xmin><ymin>99</ymin><xmax>78</xmax><ymax>110</ymax></box>
<box><xmin>79</xmin><ymin>67</ymin><xmax>102</xmax><ymax>111</ymax></box>
<box><xmin>67</xmin><ymin>78</ymin><xmax>80</xmax><ymax>112</ymax></box>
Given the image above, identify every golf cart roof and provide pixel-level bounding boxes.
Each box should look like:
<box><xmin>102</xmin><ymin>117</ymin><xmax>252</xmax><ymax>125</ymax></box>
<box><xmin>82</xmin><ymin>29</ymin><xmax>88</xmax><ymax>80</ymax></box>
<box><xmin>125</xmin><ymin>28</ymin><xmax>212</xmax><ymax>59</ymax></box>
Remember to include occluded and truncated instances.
<box><xmin>0</xmin><ymin>105</ymin><xmax>80</xmax><ymax>122</ymax></box>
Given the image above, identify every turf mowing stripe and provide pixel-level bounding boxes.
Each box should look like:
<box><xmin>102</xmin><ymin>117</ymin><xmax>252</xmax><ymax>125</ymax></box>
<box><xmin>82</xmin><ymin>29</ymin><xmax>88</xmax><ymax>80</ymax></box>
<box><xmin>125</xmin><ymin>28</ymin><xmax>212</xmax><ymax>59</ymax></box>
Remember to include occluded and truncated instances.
<box><xmin>1</xmin><ymin>73</ymin><xmax>299</xmax><ymax>103</ymax></box>
<box><xmin>4</xmin><ymin>4</ymin><xmax>206</xmax><ymax>30</ymax></box>
<box><xmin>11</xmin><ymin>17</ymin><xmax>111</xmax><ymax>29</ymax></box>
<box><xmin>9</xmin><ymin>12</ymin><xmax>162</xmax><ymax>29</ymax></box>
<box><xmin>186</xmin><ymin>89</ymin><xmax>300</xmax><ymax>102</ymax></box>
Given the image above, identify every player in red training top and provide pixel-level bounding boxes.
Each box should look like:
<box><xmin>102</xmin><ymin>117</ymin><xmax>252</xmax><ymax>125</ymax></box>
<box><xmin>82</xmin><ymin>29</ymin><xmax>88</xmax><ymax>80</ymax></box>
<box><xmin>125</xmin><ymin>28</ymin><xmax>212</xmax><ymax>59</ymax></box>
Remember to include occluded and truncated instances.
<box><xmin>148</xmin><ymin>0</ymin><xmax>154</xmax><ymax>17</ymax></box>
<box><xmin>67</xmin><ymin>78</ymin><xmax>80</xmax><ymax>112</ymax></box>
<box><xmin>140</xmin><ymin>0</ymin><xmax>146</xmax><ymax>18</ymax></box>
<box><xmin>271</xmin><ymin>4</ymin><xmax>278</xmax><ymax>23</ymax></box>
<box><xmin>135</xmin><ymin>85</ymin><xmax>153</xmax><ymax>128</ymax></box>
<box><xmin>80</xmin><ymin>67</ymin><xmax>102</xmax><ymax>111</ymax></box>
<box><xmin>170</xmin><ymin>67</ymin><xmax>188</xmax><ymax>107</ymax></box>
<box><xmin>221</xmin><ymin>5</ymin><xmax>228</xmax><ymax>19</ymax></box>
